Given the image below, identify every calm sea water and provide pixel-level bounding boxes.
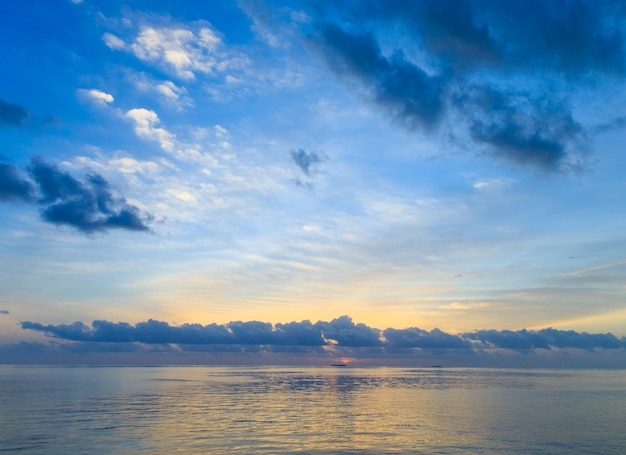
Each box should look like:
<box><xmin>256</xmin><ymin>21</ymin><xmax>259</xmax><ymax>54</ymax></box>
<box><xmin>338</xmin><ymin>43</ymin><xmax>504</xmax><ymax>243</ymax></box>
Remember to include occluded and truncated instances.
<box><xmin>0</xmin><ymin>366</ymin><xmax>624</xmax><ymax>454</ymax></box>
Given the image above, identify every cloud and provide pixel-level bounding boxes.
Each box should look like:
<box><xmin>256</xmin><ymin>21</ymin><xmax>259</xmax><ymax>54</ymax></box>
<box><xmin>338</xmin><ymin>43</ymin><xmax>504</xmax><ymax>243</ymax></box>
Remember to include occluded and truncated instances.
<box><xmin>312</xmin><ymin>24</ymin><xmax>444</xmax><ymax>131</ymax></box>
<box><xmin>78</xmin><ymin>89</ymin><xmax>114</xmax><ymax>104</ymax></box>
<box><xmin>291</xmin><ymin>149</ymin><xmax>321</xmax><ymax>175</ymax></box>
<box><xmin>126</xmin><ymin>108</ymin><xmax>176</xmax><ymax>152</ymax></box>
<box><xmin>0</xmin><ymin>156</ymin><xmax>152</xmax><ymax>234</ymax></box>
<box><xmin>453</xmin><ymin>85</ymin><xmax>584</xmax><ymax>170</ymax></box>
<box><xmin>20</xmin><ymin>316</ymin><xmax>626</xmax><ymax>354</ymax></box>
<box><xmin>26</xmin><ymin>157</ymin><xmax>151</xmax><ymax>233</ymax></box>
<box><xmin>0</xmin><ymin>161</ymin><xmax>34</xmax><ymax>202</ymax></box>
<box><xmin>301</xmin><ymin>0</ymin><xmax>625</xmax><ymax>171</ymax></box>
<box><xmin>102</xmin><ymin>32</ymin><xmax>126</xmax><ymax>50</ymax></box>
<box><xmin>383</xmin><ymin>327</ymin><xmax>470</xmax><ymax>349</ymax></box>
<box><xmin>104</xmin><ymin>21</ymin><xmax>241</xmax><ymax>81</ymax></box>
<box><xmin>0</xmin><ymin>99</ymin><xmax>30</xmax><ymax>127</ymax></box>
<box><xmin>467</xmin><ymin>328</ymin><xmax>624</xmax><ymax>351</ymax></box>
<box><xmin>315</xmin><ymin>316</ymin><xmax>383</xmax><ymax>347</ymax></box>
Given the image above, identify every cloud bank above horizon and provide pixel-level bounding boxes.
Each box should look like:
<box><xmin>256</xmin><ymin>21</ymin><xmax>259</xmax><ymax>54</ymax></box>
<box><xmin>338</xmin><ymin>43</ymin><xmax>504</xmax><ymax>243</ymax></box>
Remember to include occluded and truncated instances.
<box><xmin>20</xmin><ymin>315</ymin><xmax>626</xmax><ymax>352</ymax></box>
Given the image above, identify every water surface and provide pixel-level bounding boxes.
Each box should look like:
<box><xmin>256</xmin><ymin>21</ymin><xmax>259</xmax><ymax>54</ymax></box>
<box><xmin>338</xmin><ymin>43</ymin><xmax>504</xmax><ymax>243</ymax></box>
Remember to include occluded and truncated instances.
<box><xmin>1</xmin><ymin>366</ymin><xmax>624</xmax><ymax>454</ymax></box>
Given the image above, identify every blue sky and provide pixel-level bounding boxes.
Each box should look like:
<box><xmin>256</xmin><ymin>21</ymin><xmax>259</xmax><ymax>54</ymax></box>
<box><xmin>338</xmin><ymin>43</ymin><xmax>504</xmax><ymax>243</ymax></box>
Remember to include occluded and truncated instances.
<box><xmin>1</xmin><ymin>0</ymin><xmax>626</xmax><ymax>366</ymax></box>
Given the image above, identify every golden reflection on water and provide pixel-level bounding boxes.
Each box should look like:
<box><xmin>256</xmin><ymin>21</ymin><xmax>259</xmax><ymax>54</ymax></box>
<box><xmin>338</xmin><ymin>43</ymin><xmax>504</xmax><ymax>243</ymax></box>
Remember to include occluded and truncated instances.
<box><xmin>122</xmin><ymin>368</ymin><xmax>518</xmax><ymax>452</ymax></box>
<box><xmin>1</xmin><ymin>366</ymin><xmax>625</xmax><ymax>454</ymax></box>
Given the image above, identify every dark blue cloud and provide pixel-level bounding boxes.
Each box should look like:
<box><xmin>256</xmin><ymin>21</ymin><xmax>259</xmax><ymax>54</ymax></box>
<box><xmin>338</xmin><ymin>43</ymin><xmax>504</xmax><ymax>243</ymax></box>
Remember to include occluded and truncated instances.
<box><xmin>453</xmin><ymin>86</ymin><xmax>583</xmax><ymax>170</ymax></box>
<box><xmin>26</xmin><ymin>157</ymin><xmax>151</xmax><ymax>233</ymax></box>
<box><xmin>0</xmin><ymin>161</ymin><xmax>34</xmax><ymax>202</ymax></box>
<box><xmin>314</xmin><ymin>315</ymin><xmax>383</xmax><ymax>347</ymax></box>
<box><xmin>313</xmin><ymin>23</ymin><xmax>444</xmax><ymax>131</ymax></box>
<box><xmin>0</xmin><ymin>157</ymin><xmax>151</xmax><ymax>233</ymax></box>
<box><xmin>301</xmin><ymin>0</ymin><xmax>624</xmax><ymax>171</ymax></box>
<box><xmin>21</xmin><ymin>316</ymin><xmax>626</xmax><ymax>353</ymax></box>
<box><xmin>340</xmin><ymin>0</ymin><xmax>625</xmax><ymax>75</ymax></box>
<box><xmin>468</xmin><ymin>327</ymin><xmax>625</xmax><ymax>351</ymax></box>
<box><xmin>291</xmin><ymin>149</ymin><xmax>321</xmax><ymax>175</ymax></box>
<box><xmin>0</xmin><ymin>99</ymin><xmax>30</xmax><ymax>127</ymax></box>
<box><xmin>384</xmin><ymin>327</ymin><xmax>471</xmax><ymax>349</ymax></box>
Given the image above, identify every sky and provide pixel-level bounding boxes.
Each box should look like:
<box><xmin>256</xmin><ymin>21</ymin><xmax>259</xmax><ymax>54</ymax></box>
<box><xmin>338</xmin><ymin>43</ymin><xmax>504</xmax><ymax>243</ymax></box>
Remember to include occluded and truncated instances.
<box><xmin>1</xmin><ymin>0</ymin><xmax>626</xmax><ymax>366</ymax></box>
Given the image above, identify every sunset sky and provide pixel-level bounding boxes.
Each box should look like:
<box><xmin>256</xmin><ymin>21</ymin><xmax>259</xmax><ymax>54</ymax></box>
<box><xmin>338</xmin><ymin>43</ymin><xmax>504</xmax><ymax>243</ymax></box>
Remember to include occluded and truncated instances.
<box><xmin>1</xmin><ymin>0</ymin><xmax>626</xmax><ymax>365</ymax></box>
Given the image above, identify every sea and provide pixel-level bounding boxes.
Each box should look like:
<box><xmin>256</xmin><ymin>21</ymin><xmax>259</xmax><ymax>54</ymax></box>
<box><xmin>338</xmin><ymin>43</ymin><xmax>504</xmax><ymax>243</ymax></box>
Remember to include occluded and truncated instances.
<box><xmin>0</xmin><ymin>366</ymin><xmax>624</xmax><ymax>454</ymax></box>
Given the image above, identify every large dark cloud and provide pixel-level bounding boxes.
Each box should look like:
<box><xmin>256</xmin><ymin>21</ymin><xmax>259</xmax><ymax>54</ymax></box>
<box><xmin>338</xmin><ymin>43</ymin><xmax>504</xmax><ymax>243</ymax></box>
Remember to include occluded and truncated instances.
<box><xmin>302</xmin><ymin>0</ymin><xmax>625</xmax><ymax>171</ymax></box>
<box><xmin>0</xmin><ymin>161</ymin><xmax>34</xmax><ymax>202</ymax></box>
<box><xmin>20</xmin><ymin>316</ymin><xmax>626</xmax><ymax>352</ymax></box>
<box><xmin>0</xmin><ymin>157</ymin><xmax>151</xmax><ymax>234</ymax></box>
<box><xmin>0</xmin><ymin>99</ymin><xmax>30</xmax><ymax>127</ymax></box>
<box><xmin>314</xmin><ymin>24</ymin><xmax>444</xmax><ymax>131</ymax></box>
<box><xmin>27</xmin><ymin>157</ymin><xmax>150</xmax><ymax>233</ymax></box>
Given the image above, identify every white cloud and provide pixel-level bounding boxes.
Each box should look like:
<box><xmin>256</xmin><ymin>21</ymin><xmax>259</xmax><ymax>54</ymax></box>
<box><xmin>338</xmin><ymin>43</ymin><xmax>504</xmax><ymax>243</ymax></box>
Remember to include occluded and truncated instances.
<box><xmin>473</xmin><ymin>178</ymin><xmax>515</xmax><ymax>191</ymax></box>
<box><xmin>128</xmin><ymin>24</ymin><xmax>224</xmax><ymax>80</ymax></box>
<box><xmin>126</xmin><ymin>108</ymin><xmax>176</xmax><ymax>152</ymax></box>
<box><xmin>78</xmin><ymin>89</ymin><xmax>114</xmax><ymax>104</ymax></box>
<box><xmin>102</xmin><ymin>32</ymin><xmax>126</xmax><ymax>50</ymax></box>
<box><xmin>130</xmin><ymin>74</ymin><xmax>192</xmax><ymax>109</ymax></box>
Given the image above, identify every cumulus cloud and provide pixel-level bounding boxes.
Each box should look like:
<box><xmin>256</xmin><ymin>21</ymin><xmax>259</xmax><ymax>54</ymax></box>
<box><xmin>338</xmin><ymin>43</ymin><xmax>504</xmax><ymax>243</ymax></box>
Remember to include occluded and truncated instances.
<box><xmin>104</xmin><ymin>21</ymin><xmax>244</xmax><ymax>81</ymax></box>
<box><xmin>0</xmin><ymin>157</ymin><xmax>151</xmax><ymax>234</ymax></box>
<box><xmin>302</xmin><ymin>0</ymin><xmax>625</xmax><ymax>171</ymax></box>
<box><xmin>78</xmin><ymin>89</ymin><xmax>114</xmax><ymax>104</ymax></box>
<box><xmin>21</xmin><ymin>315</ymin><xmax>624</xmax><ymax>353</ymax></box>
<box><xmin>0</xmin><ymin>99</ymin><xmax>30</xmax><ymax>127</ymax></box>
<box><xmin>126</xmin><ymin>108</ymin><xmax>176</xmax><ymax>152</ymax></box>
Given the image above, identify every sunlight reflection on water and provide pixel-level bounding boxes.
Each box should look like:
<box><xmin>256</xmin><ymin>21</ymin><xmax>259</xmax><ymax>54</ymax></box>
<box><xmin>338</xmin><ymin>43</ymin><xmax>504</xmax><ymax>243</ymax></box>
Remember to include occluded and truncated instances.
<box><xmin>0</xmin><ymin>366</ymin><xmax>624</xmax><ymax>454</ymax></box>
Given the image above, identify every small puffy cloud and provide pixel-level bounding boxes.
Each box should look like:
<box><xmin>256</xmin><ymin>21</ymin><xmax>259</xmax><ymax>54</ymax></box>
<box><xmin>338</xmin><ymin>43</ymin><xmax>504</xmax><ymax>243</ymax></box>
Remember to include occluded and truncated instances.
<box><xmin>0</xmin><ymin>99</ymin><xmax>30</xmax><ymax>127</ymax></box>
<box><xmin>78</xmin><ymin>89</ymin><xmax>114</xmax><ymax>104</ymax></box>
<box><xmin>102</xmin><ymin>32</ymin><xmax>126</xmax><ymax>50</ymax></box>
<box><xmin>128</xmin><ymin>24</ymin><xmax>222</xmax><ymax>80</ymax></box>
<box><xmin>130</xmin><ymin>74</ymin><xmax>192</xmax><ymax>110</ymax></box>
<box><xmin>155</xmin><ymin>81</ymin><xmax>183</xmax><ymax>100</ymax></box>
<box><xmin>126</xmin><ymin>108</ymin><xmax>176</xmax><ymax>152</ymax></box>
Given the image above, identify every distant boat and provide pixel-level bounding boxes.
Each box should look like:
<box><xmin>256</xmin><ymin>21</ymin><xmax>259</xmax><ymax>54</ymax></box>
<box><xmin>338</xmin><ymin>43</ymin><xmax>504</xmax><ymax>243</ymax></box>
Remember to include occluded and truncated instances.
<box><xmin>431</xmin><ymin>365</ymin><xmax>443</xmax><ymax>368</ymax></box>
<box><xmin>331</xmin><ymin>363</ymin><xmax>347</xmax><ymax>367</ymax></box>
